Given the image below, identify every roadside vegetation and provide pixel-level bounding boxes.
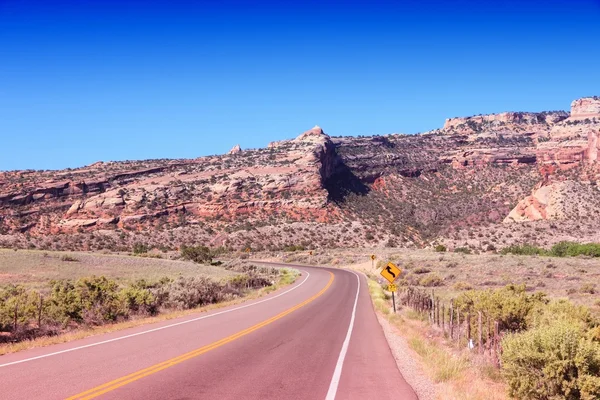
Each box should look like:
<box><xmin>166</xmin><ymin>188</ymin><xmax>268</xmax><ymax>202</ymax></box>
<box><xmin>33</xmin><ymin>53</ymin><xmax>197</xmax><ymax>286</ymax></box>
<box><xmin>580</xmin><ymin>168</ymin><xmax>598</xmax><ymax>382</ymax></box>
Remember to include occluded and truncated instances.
<box><xmin>0</xmin><ymin>247</ymin><xmax>299</xmax><ymax>349</ymax></box>
<box><xmin>368</xmin><ymin>275</ymin><xmax>600</xmax><ymax>399</ymax></box>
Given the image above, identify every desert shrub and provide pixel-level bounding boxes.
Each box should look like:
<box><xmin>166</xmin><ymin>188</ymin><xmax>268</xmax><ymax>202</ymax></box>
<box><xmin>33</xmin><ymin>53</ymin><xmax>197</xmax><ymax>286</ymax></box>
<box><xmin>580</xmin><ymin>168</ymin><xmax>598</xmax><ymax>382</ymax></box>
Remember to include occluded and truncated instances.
<box><xmin>500</xmin><ymin>244</ymin><xmax>547</xmax><ymax>256</ymax></box>
<box><xmin>75</xmin><ymin>276</ymin><xmax>127</xmax><ymax>324</ymax></box>
<box><xmin>580</xmin><ymin>283</ymin><xmax>596</xmax><ymax>294</ymax></box>
<box><xmin>453</xmin><ymin>281</ymin><xmax>473</xmax><ymax>291</ymax></box>
<box><xmin>419</xmin><ymin>274</ymin><xmax>443</xmax><ymax>287</ymax></box>
<box><xmin>0</xmin><ymin>285</ymin><xmax>40</xmax><ymax>332</ymax></box>
<box><xmin>434</xmin><ymin>244</ymin><xmax>447</xmax><ymax>252</ymax></box>
<box><xmin>61</xmin><ymin>254</ymin><xmax>79</xmax><ymax>262</ymax></box>
<box><xmin>413</xmin><ymin>267</ymin><xmax>431</xmax><ymax>274</ymax></box>
<box><xmin>119</xmin><ymin>286</ymin><xmax>156</xmax><ymax>315</ymax></box>
<box><xmin>502</xmin><ymin>321</ymin><xmax>600</xmax><ymax>400</ymax></box>
<box><xmin>162</xmin><ymin>276</ymin><xmax>224</xmax><ymax>309</ymax></box>
<box><xmin>454</xmin><ymin>247</ymin><xmax>471</xmax><ymax>254</ymax></box>
<box><xmin>132</xmin><ymin>243</ymin><xmax>149</xmax><ymax>254</ymax></box>
<box><xmin>454</xmin><ymin>284</ymin><xmax>547</xmax><ymax>332</ymax></box>
<box><xmin>551</xmin><ymin>242</ymin><xmax>600</xmax><ymax>258</ymax></box>
<box><xmin>528</xmin><ymin>299</ymin><xmax>595</xmax><ymax>331</ymax></box>
<box><xmin>181</xmin><ymin>245</ymin><xmax>213</xmax><ymax>264</ymax></box>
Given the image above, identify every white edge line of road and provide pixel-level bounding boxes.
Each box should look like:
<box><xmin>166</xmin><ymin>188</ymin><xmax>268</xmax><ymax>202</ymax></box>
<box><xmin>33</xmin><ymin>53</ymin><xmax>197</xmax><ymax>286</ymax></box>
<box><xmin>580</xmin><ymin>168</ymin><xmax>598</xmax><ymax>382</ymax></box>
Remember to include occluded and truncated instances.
<box><xmin>0</xmin><ymin>269</ymin><xmax>312</xmax><ymax>369</ymax></box>
<box><xmin>325</xmin><ymin>270</ymin><xmax>361</xmax><ymax>400</ymax></box>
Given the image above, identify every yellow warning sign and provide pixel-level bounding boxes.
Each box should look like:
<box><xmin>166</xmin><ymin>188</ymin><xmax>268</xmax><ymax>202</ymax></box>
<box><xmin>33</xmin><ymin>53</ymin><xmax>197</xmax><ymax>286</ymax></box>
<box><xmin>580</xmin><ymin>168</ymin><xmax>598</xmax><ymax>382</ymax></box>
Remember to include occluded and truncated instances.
<box><xmin>380</xmin><ymin>262</ymin><xmax>401</xmax><ymax>284</ymax></box>
<box><xmin>388</xmin><ymin>284</ymin><xmax>397</xmax><ymax>292</ymax></box>
<box><xmin>370</xmin><ymin>254</ymin><xmax>376</xmax><ymax>261</ymax></box>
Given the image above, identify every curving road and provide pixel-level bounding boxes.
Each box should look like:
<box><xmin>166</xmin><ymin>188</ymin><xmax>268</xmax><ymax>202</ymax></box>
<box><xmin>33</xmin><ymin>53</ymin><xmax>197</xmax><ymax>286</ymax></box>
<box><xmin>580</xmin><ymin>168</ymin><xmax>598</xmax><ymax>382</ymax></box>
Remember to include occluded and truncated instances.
<box><xmin>0</xmin><ymin>264</ymin><xmax>417</xmax><ymax>400</ymax></box>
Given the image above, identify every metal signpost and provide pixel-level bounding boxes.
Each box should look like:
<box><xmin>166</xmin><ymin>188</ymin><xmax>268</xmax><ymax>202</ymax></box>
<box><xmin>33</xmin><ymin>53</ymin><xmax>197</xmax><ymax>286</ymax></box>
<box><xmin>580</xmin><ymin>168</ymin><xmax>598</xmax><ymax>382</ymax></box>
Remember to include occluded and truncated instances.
<box><xmin>380</xmin><ymin>262</ymin><xmax>402</xmax><ymax>313</ymax></box>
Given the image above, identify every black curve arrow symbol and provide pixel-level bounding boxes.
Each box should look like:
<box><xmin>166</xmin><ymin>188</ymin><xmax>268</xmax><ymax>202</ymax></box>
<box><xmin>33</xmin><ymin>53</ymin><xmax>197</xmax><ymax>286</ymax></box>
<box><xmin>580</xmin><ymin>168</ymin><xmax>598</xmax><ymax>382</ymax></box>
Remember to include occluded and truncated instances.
<box><xmin>385</xmin><ymin>266</ymin><xmax>396</xmax><ymax>278</ymax></box>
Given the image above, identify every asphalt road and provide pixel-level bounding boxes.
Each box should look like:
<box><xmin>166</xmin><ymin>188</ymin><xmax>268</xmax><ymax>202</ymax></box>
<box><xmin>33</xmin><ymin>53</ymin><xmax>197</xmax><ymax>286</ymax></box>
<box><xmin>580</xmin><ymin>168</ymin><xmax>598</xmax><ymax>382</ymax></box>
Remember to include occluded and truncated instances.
<box><xmin>0</xmin><ymin>264</ymin><xmax>417</xmax><ymax>400</ymax></box>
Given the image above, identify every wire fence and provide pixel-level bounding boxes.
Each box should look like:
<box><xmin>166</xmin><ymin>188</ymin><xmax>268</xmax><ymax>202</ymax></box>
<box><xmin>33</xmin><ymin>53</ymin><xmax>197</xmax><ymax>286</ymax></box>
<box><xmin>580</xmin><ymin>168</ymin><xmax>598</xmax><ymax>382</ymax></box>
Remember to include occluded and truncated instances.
<box><xmin>401</xmin><ymin>286</ymin><xmax>503</xmax><ymax>366</ymax></box>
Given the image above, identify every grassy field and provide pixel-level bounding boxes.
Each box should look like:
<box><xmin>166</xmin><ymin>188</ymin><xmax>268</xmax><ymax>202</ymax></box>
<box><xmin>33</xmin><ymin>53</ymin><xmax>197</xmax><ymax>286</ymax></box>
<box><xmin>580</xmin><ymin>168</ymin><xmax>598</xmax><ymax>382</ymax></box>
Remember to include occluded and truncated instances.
<box><xmin>0</xmin><ymin>249</ymin><xmax>234</xmax><ymax>288</ymax></box>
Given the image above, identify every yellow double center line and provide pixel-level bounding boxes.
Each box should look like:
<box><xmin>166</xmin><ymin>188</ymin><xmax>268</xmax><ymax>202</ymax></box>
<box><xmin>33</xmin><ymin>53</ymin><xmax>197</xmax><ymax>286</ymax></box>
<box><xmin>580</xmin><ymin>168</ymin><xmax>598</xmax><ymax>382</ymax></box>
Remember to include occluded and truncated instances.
<box><xmin>67</xmin><ymin>272</ymin><xmax>334</xmax><ymax>400</ymax></box>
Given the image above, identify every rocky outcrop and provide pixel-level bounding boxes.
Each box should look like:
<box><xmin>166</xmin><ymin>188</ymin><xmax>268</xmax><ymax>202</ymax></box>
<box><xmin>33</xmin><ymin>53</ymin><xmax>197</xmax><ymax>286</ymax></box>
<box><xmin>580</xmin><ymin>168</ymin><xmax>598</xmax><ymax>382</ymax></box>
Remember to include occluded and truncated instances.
<box><xmin>444</xmin><ymin>111</ymin><xmax>568</xmax><ymax>131</ymax></box>
<box><xmin>504</xmin><ymin>181</ymin><xmax>559</xmax><ymax>222</ymax></box>
<box><xmin>228</xmin><ymin>145</ymin><xmax>242</xmax><ymax>155</ymax></box>
<box><xmin>504</xmin><ymin>180</ymin><xmax>600</xmax><ymax>223</ymax></box>
<box><xmin>570</xmin><ymin>97</ymin><xmax>600</xmax><ymax>120</ymax></box>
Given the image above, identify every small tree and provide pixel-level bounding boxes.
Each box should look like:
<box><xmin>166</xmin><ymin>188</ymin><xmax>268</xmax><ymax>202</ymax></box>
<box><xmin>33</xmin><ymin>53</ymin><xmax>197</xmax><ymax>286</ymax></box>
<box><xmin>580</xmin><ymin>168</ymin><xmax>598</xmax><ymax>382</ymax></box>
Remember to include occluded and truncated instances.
<box><xmin>181</xmin><ymin>245</ymin><xmax>213</xmax><ymax>264</ymax></box>
<box><xmin>132</xmin><ymin>243</ymin><xmax>149</xmax><ymax>255</ymax></box>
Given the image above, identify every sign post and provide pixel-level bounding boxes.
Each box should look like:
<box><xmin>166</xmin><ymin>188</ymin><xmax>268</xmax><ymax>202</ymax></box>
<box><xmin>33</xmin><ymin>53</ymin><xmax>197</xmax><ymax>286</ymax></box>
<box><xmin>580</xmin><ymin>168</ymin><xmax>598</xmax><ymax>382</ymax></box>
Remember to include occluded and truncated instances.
<box><xmin>380</xmin><ymin>262</ymin><xmax>402</xmax><ymax>313</ymax></box>
<box><xmin>370</xmin><ymin>254</ymin><xmax>376</xmax><ymax>269</ymax></box>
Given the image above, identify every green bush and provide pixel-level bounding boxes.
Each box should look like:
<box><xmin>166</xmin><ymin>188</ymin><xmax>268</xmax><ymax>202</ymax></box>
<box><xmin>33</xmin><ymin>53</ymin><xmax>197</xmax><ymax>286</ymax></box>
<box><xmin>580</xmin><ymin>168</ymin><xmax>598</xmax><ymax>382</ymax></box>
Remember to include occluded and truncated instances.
<box><xmin>434</xmin><ymin>244</ymin><xmax>447</xmax><ymax>252</ymax></box>
<box><xmin>551</xmin><ymin>242</ymin><xmax>600</xmax><ymax>258</ymax></box>
<box><xmin>500</xmin><ymin>242</ymin><xmax>600</xmax><ymax>258</ymax></box>
<box><xmin>181</xmin><ymin>245</ymin><xmax>213</xmax><ymax>264</ymax></box>
<box><xmin>500</xmin><ymin>244</ymin><xmax>548</xmax><ymax>256</ymax></box>
<box><xmin>0</xmin><ymin>265</ymin><xmax>280</xmax><ymax>343</ymax></box>
<box><xmin>454</xmin><ymin>284</ymin><xmax>547</xmax><ymax>332</ymax></box>
<box><xmin>502</xmin><ymin>321</ymin><xmax>600</xmax><ymax>400</ymax></box>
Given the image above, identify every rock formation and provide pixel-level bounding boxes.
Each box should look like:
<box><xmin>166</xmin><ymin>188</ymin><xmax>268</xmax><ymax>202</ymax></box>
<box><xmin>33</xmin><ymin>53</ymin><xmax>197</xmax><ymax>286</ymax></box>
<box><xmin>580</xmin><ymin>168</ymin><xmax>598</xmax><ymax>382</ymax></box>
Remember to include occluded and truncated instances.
<box><xmin>2</xmin><ymin>96</ymin><xmax>600</xmax><ymax>250</ymax></box>
<box><xmin>228</xmin><ymin>145</ymin><xmax>242</xmax><ymax>155</ymax></box>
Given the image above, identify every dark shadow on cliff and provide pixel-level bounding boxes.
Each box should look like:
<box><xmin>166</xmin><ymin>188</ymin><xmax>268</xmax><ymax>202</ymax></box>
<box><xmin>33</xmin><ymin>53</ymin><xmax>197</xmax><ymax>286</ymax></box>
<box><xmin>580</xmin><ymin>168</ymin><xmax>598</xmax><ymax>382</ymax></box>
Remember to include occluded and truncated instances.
<box><xmin>324</xmin><ymin>163</ymin><xmax>370</xmax><ymax>204</ymax></box>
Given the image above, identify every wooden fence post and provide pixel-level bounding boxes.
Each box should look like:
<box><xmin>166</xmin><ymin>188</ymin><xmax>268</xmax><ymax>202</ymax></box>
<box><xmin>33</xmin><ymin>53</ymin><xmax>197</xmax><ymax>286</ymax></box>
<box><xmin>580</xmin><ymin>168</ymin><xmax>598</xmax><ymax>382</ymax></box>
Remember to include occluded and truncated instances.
<box><xmin>487</xmin><ymin>316</ymin><xmax>492</xmax><ymax>355</ymax></box>
<box><xmin>442</xmin><ymin>304</ymin><xmax>445</xmax><ymax>334</ymax></box>
<box><xmin>466</xmin><ymin>313</ymin><xmax>471</xmax><ymax>349</ymax></box>
<box><xmin>449</xmin><ymin>300</ymin><xmax>454</xmax><ymax>339</ymax></box>
<box><xmin>456</xmin><ymin>308</ymin><xmax>461</xmax><ymax>346</ymax></box>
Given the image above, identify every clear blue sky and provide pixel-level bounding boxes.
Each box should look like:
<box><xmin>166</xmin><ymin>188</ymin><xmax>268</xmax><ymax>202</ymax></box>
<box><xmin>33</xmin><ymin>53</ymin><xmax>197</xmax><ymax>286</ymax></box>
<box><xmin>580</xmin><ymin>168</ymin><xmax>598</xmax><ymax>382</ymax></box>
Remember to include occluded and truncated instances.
<box><xmin>1</xmin><ymin>0</ymin><xmax>599</xmax><ymax>171</ymax></box>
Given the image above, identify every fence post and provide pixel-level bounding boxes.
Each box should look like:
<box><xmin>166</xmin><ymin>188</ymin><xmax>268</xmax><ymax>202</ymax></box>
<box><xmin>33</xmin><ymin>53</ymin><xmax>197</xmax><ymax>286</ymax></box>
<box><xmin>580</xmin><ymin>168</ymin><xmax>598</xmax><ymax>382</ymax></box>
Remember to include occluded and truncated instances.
<box><xmin>38</xmin><ymin>294</ymin><xmax>44</xmax><ymax>329</ymax></box>
<box><xmin>430</xmin><ymin>290</ymin><xmax>435</xmax><ymax>324</ymax></box>
<box><xmin>442</xmin><ymin>304</ymin><xmax>445</xmax><ymax>334</ymax></box>
<box><xmin>487</xmin><ymin>316</ymin><xmax>492</xmax><ymax>356</ymax></box>
<box><xmin>466</xmin><ymin>313</ymin><xmax>471</xmax><ymax>349</ymax></box>
<box><xmin>449</xmin><ymin>300</ymin><xmax>454</xmax><ymax>339</ymax></box>
<box><xmin>456</xmin><ymin>308</ymin><xmax>461</xmax><ymax>346</ymax></box>
<box><xmin>478</xmin><ymin>311</ymin><xmax>483</xmax><ymax>355</ymax></box>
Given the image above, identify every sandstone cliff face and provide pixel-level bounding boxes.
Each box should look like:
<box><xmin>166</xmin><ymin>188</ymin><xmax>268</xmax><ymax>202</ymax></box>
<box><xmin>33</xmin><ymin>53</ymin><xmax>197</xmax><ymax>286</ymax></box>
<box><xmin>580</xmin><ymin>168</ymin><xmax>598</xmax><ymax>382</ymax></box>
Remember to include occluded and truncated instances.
<box><xmin>444</xmin><ymin>111</ymin><xmax>568</xmax><ymax>132</ymax></box>
<box><xmin>0</xmin><ymin>126</ymin><xmax>347</xmax><ymax>235</ymax></box>
<box><xmin>570</xmin><ymin>97</ymin><xmax>600</xmax><ymax>119</ymax></box>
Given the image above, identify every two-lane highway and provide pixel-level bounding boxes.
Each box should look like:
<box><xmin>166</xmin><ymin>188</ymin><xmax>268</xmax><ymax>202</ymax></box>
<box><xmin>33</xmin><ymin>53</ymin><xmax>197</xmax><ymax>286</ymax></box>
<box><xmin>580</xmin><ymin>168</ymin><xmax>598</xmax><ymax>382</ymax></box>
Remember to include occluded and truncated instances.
<box><xmin>1</xmin><ymin>265</ymin><xmax>417</xmax><ymax>399</ymax></box>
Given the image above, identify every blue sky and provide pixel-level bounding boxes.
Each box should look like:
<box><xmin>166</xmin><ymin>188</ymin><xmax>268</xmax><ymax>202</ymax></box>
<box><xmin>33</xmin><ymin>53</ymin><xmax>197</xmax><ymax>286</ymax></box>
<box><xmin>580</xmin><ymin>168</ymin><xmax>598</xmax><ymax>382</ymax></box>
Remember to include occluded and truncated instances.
<box><xmin>1</xmin><ymin>0</ymin><xmax>599</xmax><ymax>171</ymax></box>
